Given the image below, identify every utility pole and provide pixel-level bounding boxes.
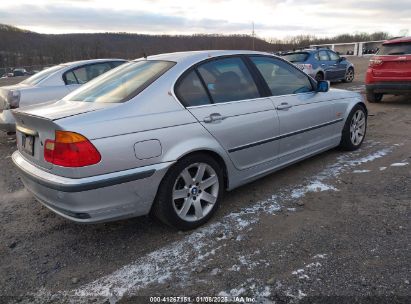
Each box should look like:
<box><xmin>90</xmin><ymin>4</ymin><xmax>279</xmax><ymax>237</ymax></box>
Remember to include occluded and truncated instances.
<box><xmin>252</xmin><ymin>22</ymin><xmax>255</xmax><ymax>50</ymax></box>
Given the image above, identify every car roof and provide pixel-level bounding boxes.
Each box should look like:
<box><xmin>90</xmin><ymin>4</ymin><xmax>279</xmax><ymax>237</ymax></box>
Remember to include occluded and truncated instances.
<box><xmin>61</xmin><ymin>58</ymin><xmax>126</xmax><ymax>67</ymax></box>
<box><xmin>383</xmin><ymin>36</ymin><xmax>411</xmax><ymax>45</ymax></box>
<box><xmin>137</xmin><ymin>50</ymin><xmax>274</xmax><ymax>64</ymax></box>
<box><xmin>284</xmin><ymin>48</ymin><xmax>331</xmax><ymax>54</ymax></box>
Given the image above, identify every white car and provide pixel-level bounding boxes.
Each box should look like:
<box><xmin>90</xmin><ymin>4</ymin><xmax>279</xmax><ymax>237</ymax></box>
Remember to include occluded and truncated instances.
<box><xmin>0</xmin><ymin>59</ymin><xmax>126</xmax><ymax>132</ymax></box>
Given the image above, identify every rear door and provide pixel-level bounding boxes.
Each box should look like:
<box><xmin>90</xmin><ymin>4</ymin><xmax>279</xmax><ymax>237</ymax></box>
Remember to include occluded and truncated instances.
<box><xmin>372</xmin><ymin>42</ymin><xmax>411</xmax><ymax>80</ymax></box>
<box><xmin>317</xmin><ymin>50</ymin><xmax>338</xmax><ymax>80</ymax></box>
<box><xmin>248</xmin><ymin>55</ymin><xmax>337</xmax><ymax>163</ymax></box>
<box><xmin>175</xmin><ymin>56</ymin><xmax>280</xmax><ymax>170</ymax></box>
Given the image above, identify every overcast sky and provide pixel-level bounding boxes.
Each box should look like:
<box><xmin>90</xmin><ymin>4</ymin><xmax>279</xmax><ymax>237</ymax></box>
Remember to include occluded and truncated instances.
<box><xmin>0</xmin><ymin>0</ymin><xmax>410</xmax><ymax>39</ymax></box>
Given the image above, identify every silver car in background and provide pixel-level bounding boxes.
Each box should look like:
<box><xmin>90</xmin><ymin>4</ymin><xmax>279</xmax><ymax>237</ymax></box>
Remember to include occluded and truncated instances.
<box><xmin>12</xmin><ymin>50</ymin><xmax>367</xmax><ymax>230</ymax></box>
<box><xmin>0</xmin><ymin>59</ymin><xmax>126</xmax><ymax>132</ymax></box>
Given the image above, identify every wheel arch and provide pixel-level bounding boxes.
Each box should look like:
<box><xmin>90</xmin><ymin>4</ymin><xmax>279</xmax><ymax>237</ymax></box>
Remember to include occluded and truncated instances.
<box><xmin>175</xmin><ymin>149</ymin><xmax>230</xmax><ymax>190</ymax></box>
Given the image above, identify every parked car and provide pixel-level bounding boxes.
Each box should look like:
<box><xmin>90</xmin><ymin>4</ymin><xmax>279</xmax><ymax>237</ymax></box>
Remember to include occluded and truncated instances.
<box><xmin>0</xmin><ymin>59</ymin><xmax>126</xmax><ymax>132</ymax></box>
<box><xmin>282</xmin><ymin>49</ymin><xmax>355</xmax><ymax>82</ymax></box>
<box><xmin>365</xmin><ymin>37</ymin><xmax>411</xmax><ymax>102</ymax></box>
<box><xmin>11</xmin><ymin>50</ymin><xmax>367</xmax><ymax>230</ymax></box>
<box><xmin>12</xmin><ymin>68</ymin><xmax>28</xmax><ymax>77</ymax></box>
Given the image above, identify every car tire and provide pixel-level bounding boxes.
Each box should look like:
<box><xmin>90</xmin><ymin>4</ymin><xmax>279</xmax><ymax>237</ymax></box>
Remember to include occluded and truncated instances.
<box><xmin>343</xmin><ymin>67</ymin><xmax>354</xmax><ymax>83</ymax></box>
<box><xmin>338</xmin><ymin>104</ymin><xmax>367</xmax><ymax>151</ymax></box>
<box><xmin>315</xmin><ymin>72</ymin><xmax>324</xmax><ymax>82</ymax></box>
<box><xmin>152</xmin><ymin>153</ymin><xmax>224</xmax><ymax>230</ymax></box>
<box><xmin>366</xmin><ymin>91</ymin><xmax>383</xmax><ymax>103</ymax></box>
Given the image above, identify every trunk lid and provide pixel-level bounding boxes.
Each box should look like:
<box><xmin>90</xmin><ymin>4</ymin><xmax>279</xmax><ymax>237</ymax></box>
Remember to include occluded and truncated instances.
<box><xmin>12</xmin><ymin>100</ymin><xmax>117</xmax><ymax>170</ymax></box>
<box><xmin>372</xmin><ymin>42</ymin><xmax>411</xmax><ymax>80</ymax></box>
<box><xmin>371</xmin><ymin>55</ymin><xmax>411</xmax><ymax>79</ymax></box>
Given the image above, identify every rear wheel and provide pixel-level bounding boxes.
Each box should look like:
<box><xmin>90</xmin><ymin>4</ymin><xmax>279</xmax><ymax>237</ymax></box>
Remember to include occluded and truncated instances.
<box><xmin>343</xmin><ymin>67</ymin><xmax>354</xmax><ymax>83</ymax></box>
<box><xmin>152</xmin><ymin>153</ymin><xmax>224</xmax><ymax>230</ymax></box>
<box><xmin>315</xmin><ymin>72</ymin><xmax>324</xmax><ymax>82</ymax></box>
<box><xmin>339</xmin><ymin>104</ymin><xmax>367</xmax><ymax>151</ymax></box>
<box><xmin>366</xmin><ymin>91</ymin><xmax>383</xmax><ymax>103</ymax></box>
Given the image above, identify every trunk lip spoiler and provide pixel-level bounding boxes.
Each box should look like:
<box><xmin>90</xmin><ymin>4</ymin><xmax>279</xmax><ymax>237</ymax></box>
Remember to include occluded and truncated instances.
<box><xmin>16</xmin><ymin>124</ymin><xmax>38</xmax><ymax>136</ymax></box>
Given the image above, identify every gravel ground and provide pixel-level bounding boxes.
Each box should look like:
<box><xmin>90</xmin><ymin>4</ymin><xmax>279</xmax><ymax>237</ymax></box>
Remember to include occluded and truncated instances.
<box><xmin>0</xmin><ymin>57</ymin><xmax>410</xmax><ymax>304</ymax></box>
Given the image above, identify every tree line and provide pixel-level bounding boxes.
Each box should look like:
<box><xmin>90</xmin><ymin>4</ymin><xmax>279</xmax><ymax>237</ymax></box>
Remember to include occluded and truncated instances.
<box><xmin>0</xmin><ymin>24</ymin><xmax>390</xmax><ymax>71</ymax></box>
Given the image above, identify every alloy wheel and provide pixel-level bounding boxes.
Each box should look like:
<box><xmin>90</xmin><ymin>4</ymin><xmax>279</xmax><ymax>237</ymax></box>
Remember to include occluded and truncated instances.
<box><xmin>172</xmin><ymin>162</ymin><xmax>219</xmax><ymax>222</ymax></box>
<box><xmin>349</xmin><ymin>109</ymin><xmax>366</xmax><ymax>145</ymax></box>
<box><xmin>345</xmin><ymin>69</ymin><xmax>354</xmax><ymax>82</ymax></box>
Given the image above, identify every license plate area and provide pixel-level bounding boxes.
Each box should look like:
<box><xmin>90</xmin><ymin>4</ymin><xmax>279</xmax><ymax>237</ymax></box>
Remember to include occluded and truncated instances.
<box><xmin>21</xmin><ymin>133</ymin><xmax>35</xmax><ymax>156</ymax></box>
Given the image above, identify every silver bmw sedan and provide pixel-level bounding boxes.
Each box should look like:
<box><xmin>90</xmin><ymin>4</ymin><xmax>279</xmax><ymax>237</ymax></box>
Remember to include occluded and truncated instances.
<box><xmin>11</xmin><ymin>50</ymin><xmax>367</xmax><ymax>230</ymax></box>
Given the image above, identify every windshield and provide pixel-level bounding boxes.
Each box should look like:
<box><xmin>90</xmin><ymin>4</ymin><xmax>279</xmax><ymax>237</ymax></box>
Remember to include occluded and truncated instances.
<box><xmin>282</xmin><ymin>52</ymin><xmax>309</xmax><ymax>63</ymax></box>
<box><xmin>21</xmin><ymin>65</ymin><xmax>65</xmax><ymax>85</ymax></box>
<box><xmin>378</xmin><ymin>43</ymin><xmax>411</xmax><ymax>55</ymax></box>
<box><xmin>64</xmin><ymin>60</ymin><xmax>175</xmax><ymax>103</ymax></box>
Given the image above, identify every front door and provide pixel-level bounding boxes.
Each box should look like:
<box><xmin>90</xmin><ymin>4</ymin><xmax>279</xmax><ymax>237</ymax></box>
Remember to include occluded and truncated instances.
<box><xmin>248</xmin><ymin>55</ymin><xmax>337</xmax><ymax>163</ymax></box>
<box><xmin>328</xmin><ymin>51</ymin><xmax>347</xmax><ymax>79</ymax></box>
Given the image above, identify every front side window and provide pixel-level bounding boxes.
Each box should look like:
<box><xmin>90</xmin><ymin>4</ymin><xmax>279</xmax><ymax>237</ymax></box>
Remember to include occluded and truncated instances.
<box><xmin>65</xmin><ymin>60</ymin><xmax>175</xmax><ymax>103</ymax></box>
<box><xmin>250</xmin><ymin>56</ymin><xmax>313</xmax><ymax>96</ymax></box>
<box><xmin>318</xmin><ymin>51</ymin><xmax>330</xmax><ymax>61</ymax></box>
<box><xmin>197</xmin><ymin>57</ymin><xmax>260</xmax><ymax>103</ymax></box>
<box><xmin>328</xmin><ymin>51</ymin><xmax>340</xmax><ymax>61</ymax></box>
<box><xmin>175</xmin><ymin>70</ymin><xmax>211</xmax><ymax>107</ymax></box>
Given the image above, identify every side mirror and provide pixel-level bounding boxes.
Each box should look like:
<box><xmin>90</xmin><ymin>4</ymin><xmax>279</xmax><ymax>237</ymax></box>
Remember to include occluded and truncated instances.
<box><xmin>339</xmin><ymin>56</ymin><xmax>346</xmax><ymax>62</ymax></box>
<box><xmin>317</xmin><ymin>80</ymin><xmax>330</xmax><ymax>93</ymax></box>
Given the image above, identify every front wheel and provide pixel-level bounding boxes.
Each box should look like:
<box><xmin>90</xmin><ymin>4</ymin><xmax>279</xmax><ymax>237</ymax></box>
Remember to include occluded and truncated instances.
<box><xmin>152</xmin><ymin>153</ymin><xmax>224</xmax><ymax>230</ymax></box>
<box><xmin>343</xmin><ymin>67</ymin><xmax>354</xmax><ymax>83</ymax></box>
<box><xmin>339</xmin><ymin>105</ymin><xmax>367</xmax><ymax>151</ymax></box>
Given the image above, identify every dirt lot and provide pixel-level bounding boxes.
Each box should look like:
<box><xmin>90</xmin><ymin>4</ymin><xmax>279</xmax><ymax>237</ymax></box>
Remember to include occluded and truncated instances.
<box><xmin>0</xmin><ymin>57</ymin><xmax>410</xmax><ymax>303</ymax></box>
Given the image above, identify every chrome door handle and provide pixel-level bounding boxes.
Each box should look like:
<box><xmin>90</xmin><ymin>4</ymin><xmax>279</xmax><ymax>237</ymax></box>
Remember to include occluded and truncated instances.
<box><xmin>204</xmin><ymin>113</ymin><xmax>226</xmax><ymax>123</ymax></box>
<box><xmin>276</xmin><ymin>102</ymin><xmax>293</xmax><ymax>110</ymax></box>
<box><xmin>321</xmin><ymin>64</ymin><xmax>326</xmax><ymax>66</ymax></box>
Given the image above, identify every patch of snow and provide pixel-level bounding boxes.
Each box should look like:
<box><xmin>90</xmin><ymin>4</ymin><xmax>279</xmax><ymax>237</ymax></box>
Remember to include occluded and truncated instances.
<box><xmin>379</xmin><ymin>167</ymin><xmax>387</xmax><ymax>171</ymax></box>
<box><xmin>312</xmin><ymin>254</ymin><xmax>327</xmax><ymax>259</ymax></box>
<box><xmin>30</xmin><ymin>144</ymin><xmax>398</xmax><ymax>302</ymax></box>
<box><xmin>390</xmin><ymin>162</ymin><xmax>409</xmax><ymax>167</ymax></box>
<box><xmin>353</xmin><ymin>169</ymin><xmax>371</xmax><ymax>173</ymax></box>
<box><xmin>291</xmin><ymin>181</ymin><xmax>337</xmax><ymax>199</ymax></box>
<box><xmin>287</xmin><ymin>208</ymin><xmax>296</xmax><ymax>212</ymax></box>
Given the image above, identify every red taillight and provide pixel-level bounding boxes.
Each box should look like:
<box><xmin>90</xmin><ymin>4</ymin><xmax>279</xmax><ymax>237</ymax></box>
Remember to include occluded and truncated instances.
<box><xmin>44</xmin><ymin>131</ymin><xmax>101</xmax><ymax>167</ymax></box>
<box><xmin>369</xmin><ymin>58</ymin><xmax>383</xmax><ymax>67</ymax></box>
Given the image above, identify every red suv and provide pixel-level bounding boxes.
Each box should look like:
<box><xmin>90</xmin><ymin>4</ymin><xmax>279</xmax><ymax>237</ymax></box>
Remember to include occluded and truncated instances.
<box><xmin>365</xmin><ymin>37</ymin><xmax>411</xmax><ymax>102</ymax></box>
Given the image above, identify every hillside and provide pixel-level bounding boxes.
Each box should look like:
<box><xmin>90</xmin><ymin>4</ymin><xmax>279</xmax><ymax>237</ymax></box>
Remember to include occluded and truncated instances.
<box><xmin>0</xmin><ymin>24</ymin><xmax>389</xmax><ymax>71</ymax></box>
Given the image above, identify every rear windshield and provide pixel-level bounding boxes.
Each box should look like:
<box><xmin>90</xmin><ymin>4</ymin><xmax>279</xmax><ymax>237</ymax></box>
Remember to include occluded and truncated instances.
<box><xmin>282</xmin><ymin>52</ymin><xmax>309</xmax><ymax>63</ymax></box>
<box><xmin>64</xmin><ymin>60</ymin><xmax>175</xmax><ymax>103</ymax></box>
<box><xmin>378</xmin><ymin>43</ymin><xmax>411</xmax><ymax>55</ymax></box>
<box><xmin>21</xmin><ymin>65</ymin><xmax>65</xmax><ymax>85</ymax></box>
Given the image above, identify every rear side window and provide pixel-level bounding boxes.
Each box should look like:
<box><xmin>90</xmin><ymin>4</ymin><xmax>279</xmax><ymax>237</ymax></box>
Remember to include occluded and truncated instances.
<box><xmin>197</xmin><ymin>57</ymin><xmax>260</xmax><ymax>103</ymax></box>
<box><xmin>175</xmin><ymin>70</ymin><xmax>211</xmax><ymax>107</ymax></box>
<box><xmin>65</xmin><ymin>60</ymin><xmax>175</xmax><ymax>103</ymax></box>
<box><xmin>378</xmin><ymin>43</ymin><xmax>411</xmax><ymax>55</ymax></box>
<box><xmin>250</xmin><ymin>56</ymin><xmax>313</xmax><ymax>96</ymax></box>
<box><xmin>65</xmin><ymin>71</ymin><xmax>78</xmax><ymax>85</ymax></box>
<box><xmin>318</xmin><ymin>51</ymin><xmax>329</xmax><ymax>61</ymax></box>
<box><xmin>282</xmin><ymin>52</ymin><xmax>309</xmax><ymax>63</ymax></box>
<box><xmin>70</xmin><ymin>62</ymin><xmax>113</xmax><ymax>84</ymax></box>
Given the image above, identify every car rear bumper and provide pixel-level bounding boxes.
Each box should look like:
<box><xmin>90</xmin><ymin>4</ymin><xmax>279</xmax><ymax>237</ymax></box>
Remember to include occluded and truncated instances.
<box><xmin>366</xmin><ymin>82</ymin><xmax>411</xmax><ymax>94</ymax></box>
<box><xmin>12</xmin><ymin>151</ymin><xmax>174</xmax><ymax>223</ymax></box>
<box><xmin>0</xmin><ymin>110</ymin><xmax>16</xmax><ymax>132</ymax></box>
